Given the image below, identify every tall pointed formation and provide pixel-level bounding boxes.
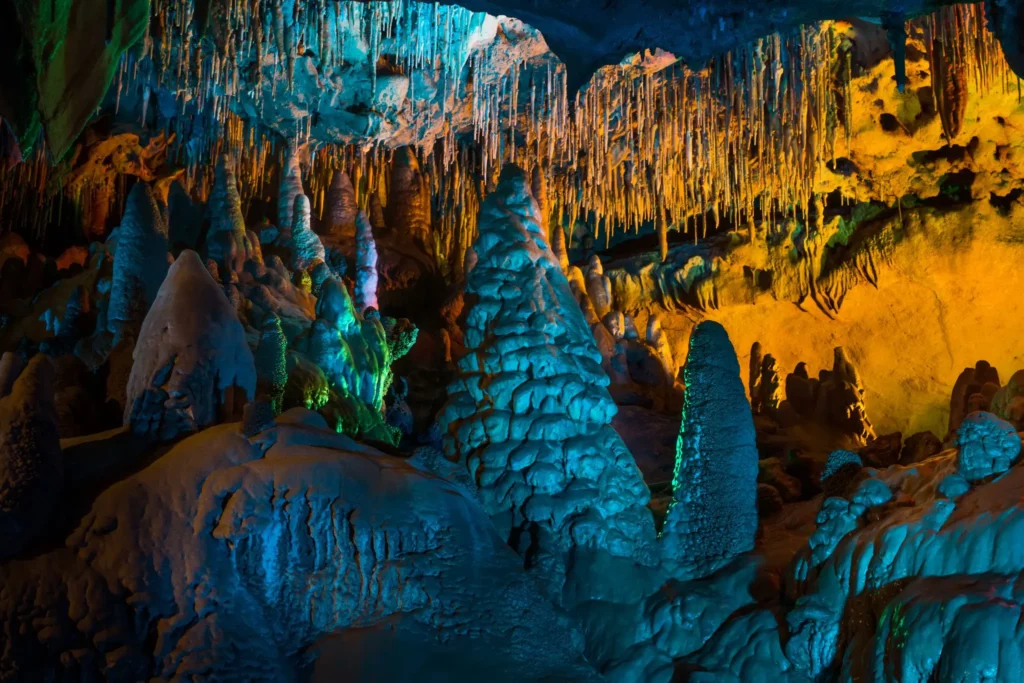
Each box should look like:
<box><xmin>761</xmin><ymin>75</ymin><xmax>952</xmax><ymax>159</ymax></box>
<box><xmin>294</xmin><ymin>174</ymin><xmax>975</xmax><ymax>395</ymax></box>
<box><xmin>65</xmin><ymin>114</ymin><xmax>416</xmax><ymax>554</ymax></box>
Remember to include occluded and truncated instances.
<box><xmin>322</xmin><ymin>169</ymin><xmax>358</xmax><ymax>238</ymax></box>
<box><xmin>439</xmin><ymin>165</ymin><xmax>655</xmax><ymax>598</ymax></box>
<box><xmin>125</xmin><ymin>250</ymin><xmax>256</xmax><ymax>440</ymax></box>
<box><xmin>384</xmin><ymin>146</ymin><xmax>431</xmax><ymax>246</ymax></box>
<box><xmin>108</xmin><ymin>182</ymin><xmax>169</xmax><ymax>338</ymax></box>
<box><xmin>354</xmin><ymin>211</ymin><xmax>379</xmax><ymax>314</ymax></box>
<box><xmin>288</xmin><ymin>194</ymin><xmax>326</xmax><ymax>270</ymax></box>
<box><xmin>277</xmin><ymin>145</ymin><xmax>303</xmax><ymax>244</ymax></box>
<box><xmin>662</xmin><ymin>320</ymin><xmax>759</xmax><ymax>576</ymax></box>
<box><xmin>204</xmin><ymin>155</ymin><xmax>250</xmax><ymax>275</ymax></box>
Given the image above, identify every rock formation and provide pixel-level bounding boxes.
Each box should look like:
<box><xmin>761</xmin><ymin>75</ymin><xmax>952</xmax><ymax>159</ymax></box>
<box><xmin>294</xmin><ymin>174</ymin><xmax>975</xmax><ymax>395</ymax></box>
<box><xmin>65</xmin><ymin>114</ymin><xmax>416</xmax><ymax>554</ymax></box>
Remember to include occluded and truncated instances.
<box><xmin>439</xmin><ymin>165</ymin><xmax>655</xmax><ymax>598</ymax></box>
<box><xmin>0</xmin><ymin>410</ymin><xmax>597</xmax><ymax>681</ymax></box>
<box><xmin>384</xmin><ymin>146</ymin><xmax>431</xmax><ymax>245</ymax></box>
<box><xmin>758</xmin><ymin>354</ymin><xmax>783</xmax><ymax>414</ymax></box>
<box><xmin>354</xmin><ymin>210</ymin><xmax>379</xmax><ymax>314</ymax></box>
<box><xmin>321</xmin><ymin>168</ymin><xmax>358</xmax><ymax>238</ymax></box>
<box><xmin>277</xmin><ymin>145</ymin><xmax>303</xmax><ymax>244</ymax></box>
<box><xmin>662</xmin><ymin>321</ymin><xmax>759</xmax><ymax>575</ymax></box>
<box><xmin>203</xmin><ymin>155</ymin><xmax>249</xmax><ymax>275</ymax></box>
<box><xmin>254</xmin><ymin>312</ymin><xmax>287</xmax><ymax>415</ymax></box>
<box><xmin>107</xmin><ymin>182</ymin><xmax>169</xmax><ymax>338</ymax></box>
<box><xmin>287</xmin><ymin>194</ymin><xmax>326</xmax><ymax>270</ymax></box>
<box><xmin>956</xmin><ymin>411</ymin><xmax>1022</xmax><ymax>482</ymax></box>
<box><xmin>0</xmin><ymin>355</ymin><xmax>61</xmax><ymax>559</ymax></box>
<box><xmin>125</xmin><ymin>250</ymin><xmax>256</xmax><ymax>440</ymax></box>
<box><xmin>585</xmin><ymin>255</ymin><xmax>613</xmax><ymax>319</ymax></box>
<box><xmin>305</xmin><ymin>278</ymin><xmax>389</xmax><ymax>413</ymax></box>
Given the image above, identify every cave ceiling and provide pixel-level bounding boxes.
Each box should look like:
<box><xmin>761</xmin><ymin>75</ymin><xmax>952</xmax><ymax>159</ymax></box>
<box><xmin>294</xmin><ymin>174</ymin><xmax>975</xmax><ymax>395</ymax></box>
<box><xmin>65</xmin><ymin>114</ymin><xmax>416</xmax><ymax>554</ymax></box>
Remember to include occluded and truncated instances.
<box><xmin>2</xmin><ymin>0</ymin><xmax>1022</xmax><ymax>163</ymax></box>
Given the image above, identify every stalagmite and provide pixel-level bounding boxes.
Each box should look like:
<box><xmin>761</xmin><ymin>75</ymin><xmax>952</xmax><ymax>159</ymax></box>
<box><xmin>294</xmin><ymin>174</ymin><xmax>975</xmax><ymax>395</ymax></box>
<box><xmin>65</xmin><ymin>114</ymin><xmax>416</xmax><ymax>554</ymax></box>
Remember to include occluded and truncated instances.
<box><xmin>551</xmin><ymin>222</ymin><xmax>570</xmax><ymax>273</ymax></box>
<box><xmin>306</xmin><ymin>279</ymin><xmax>390</xmax><ymax>412</ymax></box>
<box><xmin>255</xmin><ymin>312</ymin><xmax>287</xmax><ymax>415</ymax></box>
<box><xmin>354</xmin><ymin>211</ymin><xmax>379</xmax><ymax>314</ymax></box>
<box><xmin>0</xmin><ymin>356</ymin><xmax>62</xmax><ymax>559</ymax></box>
<box><xmin>438</xmin><ymin>165</ymin><xmax>655</xmax><ymax>602</ymax></box>
<box><xmin>758</xmin><ymin>354</ymin><xmax>783</xmax><ymax>414</ymax></box>
<box><xmin>749</xmin><ymin>342</ymin><xmax>763</xmax><ymax>414</ymax></box>
<box><xmin>662</xmin><ymin>321</ymin><xmax>758</xmax><ymax>576</ymax></box>
<box><xmin>288</xmin><ymin>194</ymin><xmax>326</xmax><ymax>270</ymax></box>
<box><xmin>125</xmin><ymin>250</ymin><xmax>256</xmax><ymax>440</ymax></box>
<box><xmin>205</xmin><ymin>155</ymin><xmax>249</xmax><ymax>275</ymax></box>
<box><xmin>585</xmin><ymin>254</ymin><xmax>613</xmax><ymax>318</ymax></box>
<box><xmin>647</xmin><ymin>314</ymin><xmax>675</xmax><ymax>385</ymax></box>
<box><xmin>321</xmin><ymin>169</ymin><xmax>358</xmax><ymax>238</ymax></box>
<box><xmin>277</xmin><ymin>145</ymin><xmax>303</xmax><ymax>243</ymax></box>
<box><xmin>384</xmin><ymin>146</ymin><xmax>431</xmax><ymax>245</ymax></box>
<box><xmin>108</xmin><ymin>182</ymin><xmax>169</xmax><ymax>339</ymax></box>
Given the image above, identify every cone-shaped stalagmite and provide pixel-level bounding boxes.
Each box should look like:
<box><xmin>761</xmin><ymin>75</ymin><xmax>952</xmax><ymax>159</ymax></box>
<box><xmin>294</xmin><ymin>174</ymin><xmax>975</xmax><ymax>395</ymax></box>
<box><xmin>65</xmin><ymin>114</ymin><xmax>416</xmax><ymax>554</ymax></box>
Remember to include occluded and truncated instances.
<box><xmin>108</xmin><ymin>182</ymin><xmax>169</xmax><ymax>337</ymax></box>
<box><xmin>321</xmin><ymin>169</ymin><xmax>358</xmax><ymax>238</ymax></box>
<box><xmin>288</xmin><ymin>194</ymin><xmax>326</xmax><ymax>270</ymax></box>
<box><xmin>125</xmin><ymin>250</ymin><xmax>256</xmax><ymax>440</ymax></box>
<box><xmin>205</xmin><ymin>155</ymin><xmax>249</xmax><ymax>275</ymax></box>
<box><xmin>551</xmin><ymin>223</ymin><xmax>570</xmax><ymax>273</ymax></box>
<box><xmin>438</xmin><ymin>165</ymin><xmax>655</xmax><ymax>601</ymax></box>
<box><xmin>354</xmin><ymin>211</ymin><xmax>378</xmax><ymax>314</ymax></box>
<box><xmin>384</xmin><ymin>146</ymin><xmax>431</xmax><ymax>244</ymax></box>
<box><xmin>662</xmin><ymin>321</ymin><xmax>758</xmax><ymax>576</ymax></box>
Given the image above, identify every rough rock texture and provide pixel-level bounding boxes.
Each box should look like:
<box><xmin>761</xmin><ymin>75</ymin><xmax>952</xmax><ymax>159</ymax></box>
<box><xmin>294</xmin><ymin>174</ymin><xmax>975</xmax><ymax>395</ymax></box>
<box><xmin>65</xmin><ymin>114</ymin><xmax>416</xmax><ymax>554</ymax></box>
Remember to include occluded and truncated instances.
<box><xmin>287</xmin><ymin>194</ymin><xmax>326</xmax><ymax>271</ymax></box>
<box><xmin>661</xmin><ymin>321</ymin><xmax>758</xmax><ymax>576</ymax></box>
<box><xmin>783</xmin><ymin>443</ymin><xmax>1024</xmax><ymax>680</ymax></box>
<box><xmin>254</xmin><ymin>312</ymin><xmax>287</xmax><ymax>415</ymax></box>
<box><xmin>205</xmin><ymin>156</ymin><xmax>250</xmax><ymax>275</ymax></box>
<box><xmin>0</xmin><ymin>352</ymin><xmax>25</xmax><ymax>398</ymax></box>
<box><xmin>125</xmin><ymin>250</ymin><xmax>256</xmax><ymax>440</ymax></box>
<box><xmin>0</xmin><ymin>410</ymin><xmax>598</xmax><ymax>681</ymax></box>
<box><xmin>107</xmin><ymin>182</ymin><xmax>169</xmax><ymax>337</ymax></box>
<box><xmin>354</xmin><ymin>211</ymin><xmax>379</xmax><ymax>314</ymax></box>
<box><xmin>956</xmin><ymin>411</ymin><xmax>1022</xmax><ymax>482</ymax></box>
<box><xmin>0</xmin><ymin>355</ymin><xmax>61</xmax><ymax>559</ymax></box>
<box><xmin>438</xmin><ymin>165</ymin><xmax>655</xmax><ymax>597</ymax></box>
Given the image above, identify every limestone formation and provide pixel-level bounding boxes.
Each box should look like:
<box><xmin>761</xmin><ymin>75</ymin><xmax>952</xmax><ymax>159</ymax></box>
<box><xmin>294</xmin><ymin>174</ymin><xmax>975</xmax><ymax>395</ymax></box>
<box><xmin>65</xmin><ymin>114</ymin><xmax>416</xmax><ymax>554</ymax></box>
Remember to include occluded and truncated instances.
<box><xmin>662</xmin><ymin>321</ymin><xmax>759</xmax><ymax>576</ymax></box>
<box><xmin>204</xmin><ymin>155</ymin><xmax>249</xmax><ymax>275</ymax></box>
<box><xmin>758</xmin><ymin>354</ymin><xmax>783</xmax><ymax>414</ymax></box>
<box><xmin>646</xmin><ymin>314</ymin><xmax>675</xmax><ymax>385</ymax></box>
<box><xmin>384</xmin><ymin>146</ymin><xmax>431</xmax><ymax>244</ymax></box>
<box><xmin>125</xmin><ymin>250</ymin><xmax>256</xmax><ymax>440</ymax></box>
<box><xmin>551</xmin><ymin>222</ymin><xmax>570</xmax><ymax>273</ymax></box>
<box><xmin>287</xmin><ymin>194</ymin><xmax>326</xmax><ymax>270</ymax></box>
<box><xmin>0</xmin><ymin>356</ymin><xmax>61</xmax><ymax>559</ymax></box>
<box><xmin>439</xmin><ymin>165</ymin><xmax>655</xmax><ymax>599</ymax></box>
<box><xmin>0</xmin><ymin>352</ymin><xmax>25</xmax><ymax>398</ymax></box>
<box><xmin>277</xmin><ymin>145</ymin><xmax>303</xmax><ymax>243</ymax></box>
<box><xmin>354</xmin><ymin>210</ymin><xmax>379</xmax><ymax>314</ymax></box>
<box><xmin>956</xmin><ymin>411</ymin><xmax>1022</xmax><ymax>482</ymax></box>
<box><xmin>584</xmin><ymin>254</ymin><xmax>613</xmax><ymax>319</ymax></box>
<box><xmin>107</xmin><ymin>182</ymin><xmax>169</xmax><ymax>338</ymax></box>
<box><xmin>321</xmin><ymin>169</ymin><xmax>358</xmax><ymax>237</ymax></box>
<box><xmin>748</xmin><ymin>341</ymin><xmax>763</xmax><ymax>414</ymax></box>
<box><xmin>306</xmin><ymin>278</ymin><xmax>389</xmax><ymax>412</ymax></box>
<box><xmin>948</xmin><ymin>360</ymin><xmax>1001</xmax><ymax>438</ymax></box>
<box><xmin>255</xmin><ymin>312</ymin><xmax>288</xmax><ymax>415</ymax></box>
